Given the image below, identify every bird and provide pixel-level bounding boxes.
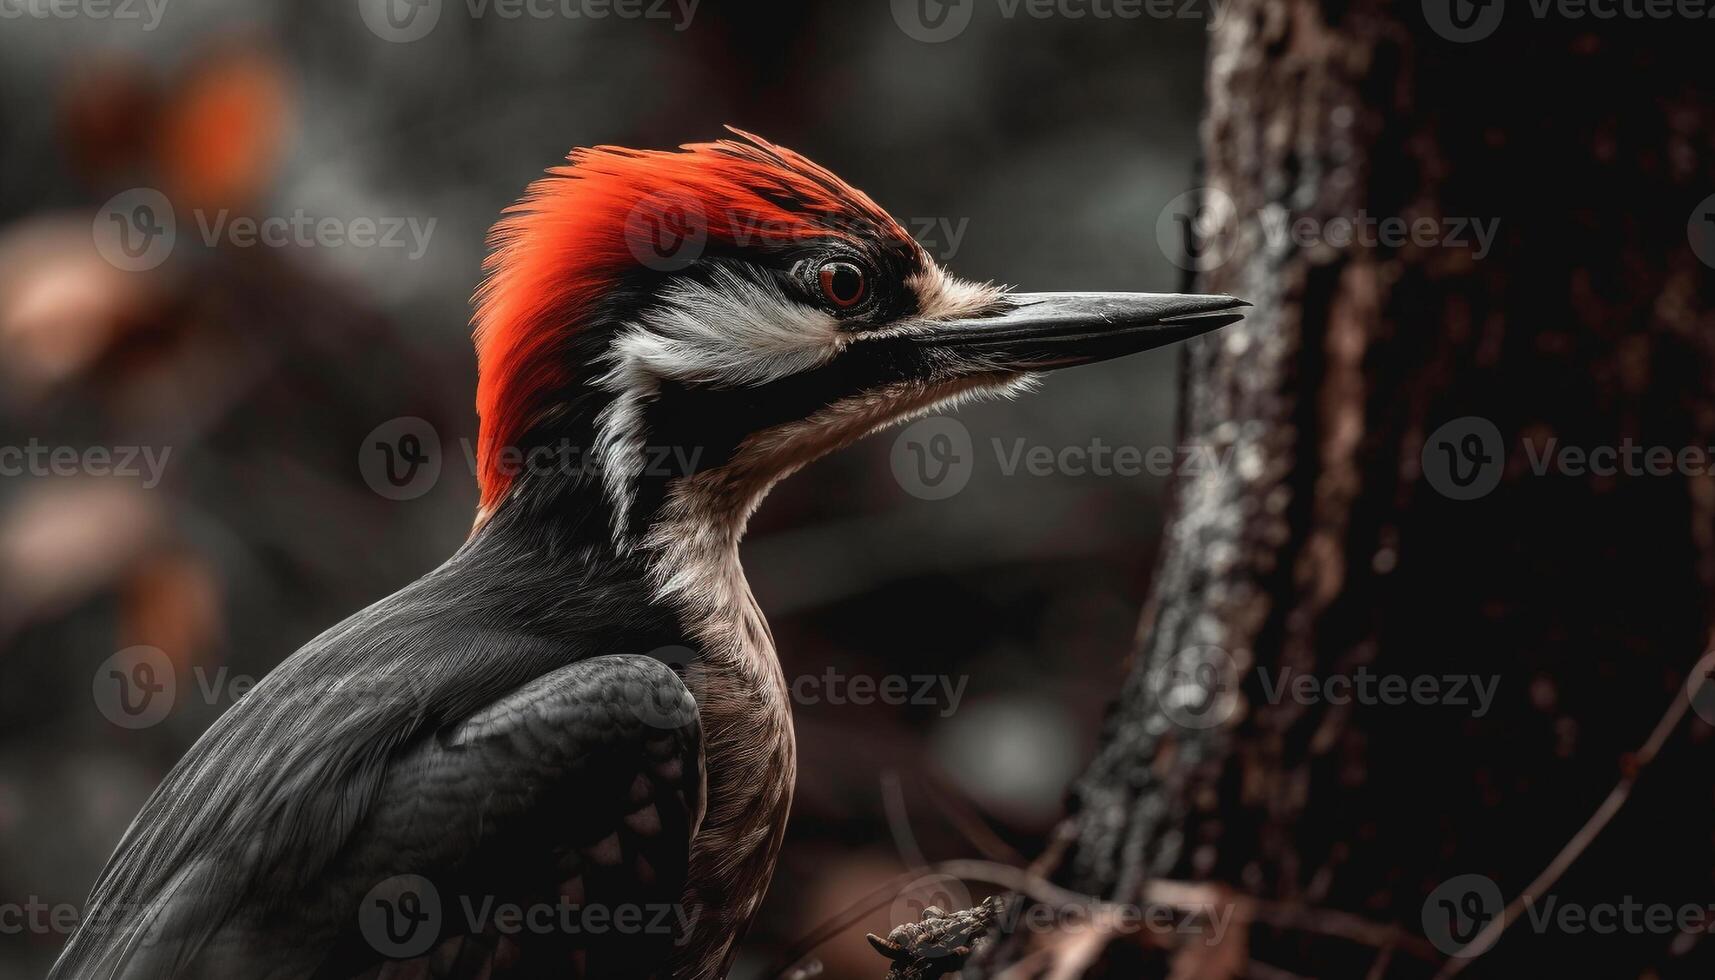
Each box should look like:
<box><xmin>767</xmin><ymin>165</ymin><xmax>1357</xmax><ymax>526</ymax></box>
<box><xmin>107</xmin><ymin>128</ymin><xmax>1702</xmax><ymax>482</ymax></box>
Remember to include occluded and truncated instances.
<box><xmin>51</xmin><ymin>129</ymin><xmax>1247</xmax><ymax>980</ymax></box>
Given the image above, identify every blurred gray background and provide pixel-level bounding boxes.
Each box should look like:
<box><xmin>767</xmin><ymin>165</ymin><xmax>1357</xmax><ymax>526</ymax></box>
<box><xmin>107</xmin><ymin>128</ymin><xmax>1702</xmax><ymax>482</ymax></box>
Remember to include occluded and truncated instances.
<box><xmin>0</xmin><ymin>2</ymin><xmax>1211</xmax><ymax>976</ymax></box>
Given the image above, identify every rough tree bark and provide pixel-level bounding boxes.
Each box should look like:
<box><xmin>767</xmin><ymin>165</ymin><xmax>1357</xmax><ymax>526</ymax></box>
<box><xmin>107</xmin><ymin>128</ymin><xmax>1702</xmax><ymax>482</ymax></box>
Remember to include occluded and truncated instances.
<box><xmin>981</xmin><ymin>3</ymin><xmax>1715</xmax><ymax>978</ymax></box>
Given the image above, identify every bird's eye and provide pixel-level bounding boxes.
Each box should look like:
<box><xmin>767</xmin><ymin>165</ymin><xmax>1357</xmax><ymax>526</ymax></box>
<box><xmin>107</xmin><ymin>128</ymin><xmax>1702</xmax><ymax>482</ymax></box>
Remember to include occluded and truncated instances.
<box><xmin>817</xmin><ymin>261</ymin><xmax>867</xmax><ymax>310</ymax></box>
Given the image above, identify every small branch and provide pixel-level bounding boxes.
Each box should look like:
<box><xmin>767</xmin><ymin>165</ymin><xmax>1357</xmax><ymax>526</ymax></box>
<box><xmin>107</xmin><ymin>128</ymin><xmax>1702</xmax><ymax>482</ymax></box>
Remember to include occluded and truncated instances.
<box><xmin>1362</xmin><ymin>944</ymin><xmax>1394</xmax><ymax>980</ymax></box>
<box><xmin>849</xmin><ymin>858</ymin><xmax>1438</xmax><ymax>980</ymax></box>
<box><xmin>922</xmin><ymin>771</ymin><xmax>1030</xmax><ymax>867</ymax></box>
<box><xmin>1431</xmin><ymin>648</ymin><xmax>1715</xmax><ymax>978</ymax></box>
<box><xmin>928</xmin><ymin>860</ymin><xmax>1436</xmax><ymax>962</ymax></box>
<box><xmin>881</xmin><ymin>770</ymin><xmax>929</xmax><ymax>871</ymax></box>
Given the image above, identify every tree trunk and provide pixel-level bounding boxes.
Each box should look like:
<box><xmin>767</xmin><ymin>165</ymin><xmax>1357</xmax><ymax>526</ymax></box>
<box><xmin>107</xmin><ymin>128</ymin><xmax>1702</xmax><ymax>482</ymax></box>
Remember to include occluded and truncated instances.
<box><xmin>992</xmin><ymin>4</ymin><xmax>1715</xmax><ymax>978</ymax></box>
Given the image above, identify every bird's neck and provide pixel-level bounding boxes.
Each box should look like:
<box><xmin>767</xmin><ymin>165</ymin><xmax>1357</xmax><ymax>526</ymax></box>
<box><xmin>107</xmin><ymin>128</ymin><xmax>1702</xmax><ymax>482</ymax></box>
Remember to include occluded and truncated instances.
<box><xmin>470</xmin><ymin>443</ymin><xmax>797</xmax><ymax>980</ymax></box>
<box><xmin>471</xmin><ymin>438</ymin><xmax>755</xmax><ymax>595</ymax></box>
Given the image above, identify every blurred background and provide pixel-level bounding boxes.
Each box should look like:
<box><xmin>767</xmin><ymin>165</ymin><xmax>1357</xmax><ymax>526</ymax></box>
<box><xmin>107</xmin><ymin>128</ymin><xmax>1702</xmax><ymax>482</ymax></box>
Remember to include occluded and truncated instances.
<box><xmin>0</xmin><ymin>2</ymin><xmax>1217</xmax><ymax>976</ymax></box>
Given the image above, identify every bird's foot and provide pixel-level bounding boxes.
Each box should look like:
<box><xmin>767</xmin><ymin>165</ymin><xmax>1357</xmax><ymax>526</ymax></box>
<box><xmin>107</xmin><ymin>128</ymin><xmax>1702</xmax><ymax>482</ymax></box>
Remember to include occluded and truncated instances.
<box><xmin>866</xmin><ymin>895</ymin><xmax>1005</xmax><ymax>980</ymax></box>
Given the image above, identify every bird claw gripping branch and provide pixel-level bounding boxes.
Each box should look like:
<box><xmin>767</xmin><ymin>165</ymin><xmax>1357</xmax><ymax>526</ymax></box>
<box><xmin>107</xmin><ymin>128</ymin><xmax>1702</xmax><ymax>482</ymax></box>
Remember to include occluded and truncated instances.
<box><xmin>866</xmin><ymin>896</ymin><xmax>1006</xmax><ymax>980</ymax></box>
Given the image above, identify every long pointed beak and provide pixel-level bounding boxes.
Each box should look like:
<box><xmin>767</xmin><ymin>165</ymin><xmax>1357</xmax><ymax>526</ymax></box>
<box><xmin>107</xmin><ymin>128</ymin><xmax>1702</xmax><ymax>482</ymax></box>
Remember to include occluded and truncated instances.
<box><xmin>910</xmin><ymin>292</ymin><xmax>1249</xmax><ymax>371</ymax></box>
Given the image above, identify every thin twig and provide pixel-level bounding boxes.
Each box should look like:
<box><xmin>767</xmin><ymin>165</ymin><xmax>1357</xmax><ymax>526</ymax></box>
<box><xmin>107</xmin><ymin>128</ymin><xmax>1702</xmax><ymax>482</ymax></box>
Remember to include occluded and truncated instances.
<box><xmin>921</xmin><ymin>771</ymin><xmax>1029</xmax><ymax>866</ymax></box>
<box><xmin>882</xmin><ymin>770</ymin><xmax>929</xmax><ymax>871</ymax></box>
<box><xmin>1432</xmin><ymin>648</ymin><xmax>1715</xmax><ymax>978</ymax></box>
<box><xmin>764</xmin><ymin>869</ymin><xmax>943</xmax><ymax>980</ymax></box>
<box><xmin>920</xmin><ymin>860</ymin><xmax>1438</xmax><ymax>961</ymax></box>
<box><xmin>1363</xmin><ymin>943</ymin><xmax>1394</xmax><ymax>980</ymax></box>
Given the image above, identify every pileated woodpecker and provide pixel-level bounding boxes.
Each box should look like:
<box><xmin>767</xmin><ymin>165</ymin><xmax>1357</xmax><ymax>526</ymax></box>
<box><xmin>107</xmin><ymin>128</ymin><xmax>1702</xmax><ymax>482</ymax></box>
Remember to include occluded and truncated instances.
<box><xmin>52</xmin><ymin>131</ymin><xmax>1245</xmax><ymax>980</ymax></box>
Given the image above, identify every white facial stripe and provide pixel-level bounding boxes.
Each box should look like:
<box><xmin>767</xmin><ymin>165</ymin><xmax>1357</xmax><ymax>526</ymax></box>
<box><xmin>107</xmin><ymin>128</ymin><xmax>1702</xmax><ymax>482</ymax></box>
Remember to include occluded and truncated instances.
<box><xmin>612</xmin><ymin>267</ymin><xmax>843</xmax><ymax>387</ymax></box>
<box><xmin>593</xmin><ymin>269</ymin><xmax>844</xmax><ymax>546</ymax></box>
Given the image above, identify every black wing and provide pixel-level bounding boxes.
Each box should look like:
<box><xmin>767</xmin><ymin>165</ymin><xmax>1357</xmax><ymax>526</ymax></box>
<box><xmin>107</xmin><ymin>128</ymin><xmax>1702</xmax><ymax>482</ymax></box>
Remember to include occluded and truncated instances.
<box><xmin>53</xmin><ymin>654</ymin><xmax>703</xmax><ymax>980</ymax></box>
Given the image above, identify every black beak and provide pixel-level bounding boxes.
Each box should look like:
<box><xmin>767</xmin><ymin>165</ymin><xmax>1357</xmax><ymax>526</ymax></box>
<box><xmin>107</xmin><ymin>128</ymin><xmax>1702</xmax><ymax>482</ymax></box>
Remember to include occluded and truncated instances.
<box><xmin>909</xmin><ymin>292</ymin><xmax>1249</xmax><ymax>371</ymax></box>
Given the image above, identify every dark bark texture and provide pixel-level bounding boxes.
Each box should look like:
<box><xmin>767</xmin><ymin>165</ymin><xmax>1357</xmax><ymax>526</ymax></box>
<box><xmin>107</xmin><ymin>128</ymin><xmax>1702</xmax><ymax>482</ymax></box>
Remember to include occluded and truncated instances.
<box><xmin>999</xmin><ymin>3</ymin><xmax>1715</xmax><ymax>977</ymax></box>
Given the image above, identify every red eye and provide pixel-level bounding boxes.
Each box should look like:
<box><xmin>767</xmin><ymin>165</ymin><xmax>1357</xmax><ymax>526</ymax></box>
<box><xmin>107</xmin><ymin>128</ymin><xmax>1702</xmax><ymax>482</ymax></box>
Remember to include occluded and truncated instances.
<box><xmin>817</xmin><ymin>261</ymin><xmax>867</xmax><ymax>309</ymax></box>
